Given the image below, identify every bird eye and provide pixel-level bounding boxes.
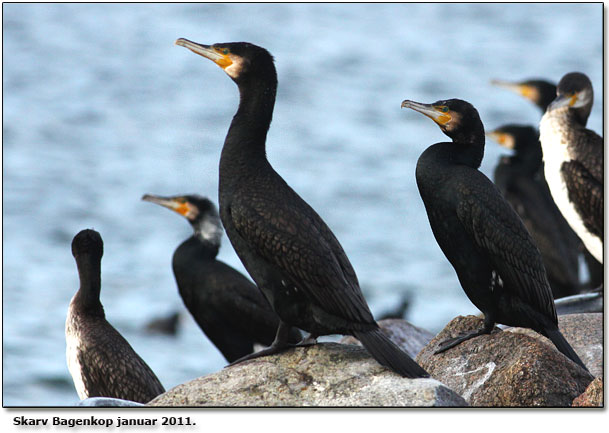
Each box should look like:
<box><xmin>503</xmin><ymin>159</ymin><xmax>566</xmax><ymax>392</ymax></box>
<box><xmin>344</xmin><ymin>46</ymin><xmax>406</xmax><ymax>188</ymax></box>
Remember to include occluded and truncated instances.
<box><xmin>222</xmin><ymin>48</ymin><xmax>229</xmax><ymax>55</ymax></box>
<box><xmin>441</xmin><ymin>106</ymin><xmax>449</xmax><ymax>113</ymax></box>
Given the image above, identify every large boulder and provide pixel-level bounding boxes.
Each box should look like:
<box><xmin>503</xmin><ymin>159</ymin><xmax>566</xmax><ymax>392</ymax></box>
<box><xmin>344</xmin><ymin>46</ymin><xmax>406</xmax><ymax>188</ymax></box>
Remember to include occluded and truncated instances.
<box><xmin>416</xmin><ymin>316</ymin><xmax>594</xmax><ymax>407</ymax></box>
<box><xmin>507</xmin><ymin>313</ymin><xmax>602</xmax><ymax>378</ymax></box>
<box><xmin>148</xmin><ymin>343</ymin><xmax>466</xmax><ymax>407</ymax></box>
<box><xmin>340</xmin><ymin>318</ymin><xmax>434</xmax><ymax>358</ymax></box>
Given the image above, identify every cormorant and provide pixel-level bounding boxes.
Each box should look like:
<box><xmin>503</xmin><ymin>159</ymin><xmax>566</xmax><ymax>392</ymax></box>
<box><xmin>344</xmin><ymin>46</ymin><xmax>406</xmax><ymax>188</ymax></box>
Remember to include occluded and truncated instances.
<box><xmin>142</xmin><ymin>193</ymin><xmax>301</xmax><ymax>362</ymax></box>
<box><xmin>492</xmin><ymin>77</ymin><xmax>603</xmax><ymax>284</ymax></box>
<box><xmin>401</xmin><ymin>98</ymin><xmax>587</xmax><ymax>370</ymax></box>
<box><xmin>539</xmin><ymin>72</ymin><xmax>603</xmax><ymax>264</ymax></box>
<box><xmin>487</xmin><ymin>124</ymin><xmax>582</xmax><ymax>298</ymax></box>
<box><xmin>175</xmin><ymin>38</ymin><xmax>428</xmax><ymax>378</ymax></box>
<box><xmin>66</xmin><ymin>229</ymin><xmax>165</xmax><ymax>403</ymax></box>
<box><xmin>491</xmin><ymin>78</ymin><xmax>557</xmax><ymax>112</ymax></box>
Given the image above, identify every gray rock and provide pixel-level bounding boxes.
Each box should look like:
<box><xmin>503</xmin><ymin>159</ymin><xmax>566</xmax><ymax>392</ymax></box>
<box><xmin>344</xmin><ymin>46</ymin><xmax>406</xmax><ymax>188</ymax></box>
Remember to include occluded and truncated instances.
<box><xmin>340</xmin><ymin>318</ymin><xmax>434</xmax><ymax>358</ymax></box>
<box><xmin>78</xmin><ymin>397</ymin><xmax>145</xmax><ymax>407</ymax></box>
<box><xmin>507</xmin><ymin>313</ymin><xmax>602</xmax><ymax>378</ymax></box>
<box><xmin>417</xmin><ymin>315</ymin><xmax>593</xmax><ymax>407</ymax></box>
<box><xmin>148</xmin><ymin>342</ymin><xmax>466</xmax><ymax>407</ymax></box>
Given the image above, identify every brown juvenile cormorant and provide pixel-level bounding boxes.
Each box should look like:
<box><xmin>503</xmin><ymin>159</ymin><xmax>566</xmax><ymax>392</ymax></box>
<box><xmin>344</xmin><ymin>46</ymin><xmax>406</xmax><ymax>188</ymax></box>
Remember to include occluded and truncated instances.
<box><xmin>488</xmin><ymin>124</ymin><xmax>582</xmax><ymax>298</ymax></box>
<box><xmin>66</xmin><ymin>229</ymin><xmax>165</xmax><ymax>403</ymax></box>
<box><xmin>539</xmin><ymin>72</ymin><xmax>603</xmax><ymax>264</ymax></box>
<box><xmin>175</xmin><ymin>38</ymin><xmax>428</xmax><ymax>378</ymax></box>
<box><xmin>142</xmin><ymin>193</ymin><xmax>301</xmax><ymax>362</ymax></box>
<box><xmin>493</xmin><ymin>76</ymin><xmax>603</xmax><ymax>286</ymax></box>
<box><xmin>401</xmin><ymin>98</ymin><xmax>587</xmax><ymax>370</ymax></box>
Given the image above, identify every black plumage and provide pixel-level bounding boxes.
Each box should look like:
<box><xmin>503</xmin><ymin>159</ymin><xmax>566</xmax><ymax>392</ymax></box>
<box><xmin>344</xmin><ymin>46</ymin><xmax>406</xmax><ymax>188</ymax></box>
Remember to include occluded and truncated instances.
<box><xmin>175</xmin><ymin>38</ymin><xmax>428</xmax><ymax>378</ymax></box>
<box><xmin>487</xmin><ymin>124</ymin><xmax>582</xmax><ymax>298</ymax></box>
<box><xmin>539</xmin><ymin>72</ymin><xmax>603</xmax><ymax>265</ymax></box>
<box><xmin>142</xmin><ymin>193</ymin><xmax>301</xmax><ymax>362</ymax></box>
<box><xmin>491</xmin><ymin>78</ymin><xmax>557</xmax><ymax>112</ymax></box>
<box><xmin>401</xmin><ymin>98</ymin><xmax>587</xmax><ymax>370</ymax></box>
<box><xmin>65</xmin><ymin>229</ymin><xmax>165</xmax><ymax>403</ymax></box>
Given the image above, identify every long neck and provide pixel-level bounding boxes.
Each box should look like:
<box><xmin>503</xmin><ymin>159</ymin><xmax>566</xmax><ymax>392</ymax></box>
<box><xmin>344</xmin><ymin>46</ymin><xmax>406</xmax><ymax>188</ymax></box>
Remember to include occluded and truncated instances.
<box><xmin>220</xmin><ymin>77</ymin><xmax>277</xmax><ymax>170</ymax></box>
<box><xmin>452</xmin><ymin>127</ymin><xmax>485</xmax><ymax>169</ymax></box>
<box><xmin>73</xmin><ymin>255</ymin><xmax>104</xmax><ymax>316</ymax></box>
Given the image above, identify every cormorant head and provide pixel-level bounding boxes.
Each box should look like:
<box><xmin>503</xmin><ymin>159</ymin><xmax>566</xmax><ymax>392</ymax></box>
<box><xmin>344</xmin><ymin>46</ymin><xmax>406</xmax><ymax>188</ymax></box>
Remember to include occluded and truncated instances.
<box><xmin>401</xmin><ymin>98</ymin><xmax>484</xmax><ymax>144</ymax></box>
<box><xmin>175</xmin><ymin>38</ymin><xmax>276</xmax><ymax>86</ymax></box>
<box><xmin>142</xmin><ymin>194</ymin><xmax>223</xmax><ymax>245</ymax></box>
<box><xmin>72</xmin><ymin>229</ymin><xmax>104</xmax><ymax>261</ymax></box>
<box><xmin>491</xmin><ymin>78</ymin><xmax>556</xmax><ymax>112</ymax></box>
<box><xmin>547</xmin><ymin>72</ymin><xmax>594</xmax><ymax>125</ymax></box>
<box><xmin>487</xmin><ymin>124</ymin><xmax>541</xmax><ymax>168</ymax></box>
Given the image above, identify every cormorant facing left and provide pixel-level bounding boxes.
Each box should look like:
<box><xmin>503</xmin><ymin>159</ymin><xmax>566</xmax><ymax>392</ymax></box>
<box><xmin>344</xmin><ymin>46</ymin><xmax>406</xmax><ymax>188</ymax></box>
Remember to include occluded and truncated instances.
<box><xmin>401</xmin><ymin>98</ymin><xmax>587</xmax><ymax>371</ymax></box>
<box><xmin>488</xmin><ymin>124</ymin><xmax>582</xmax><ymax>298</ymax></box>
<box><xmin>539</xmin><ymin>72</ymin><xmax>603</xmax><ymax>264</ymax></box>
<box><xmin>491</xmin><ymin>78</ymin><xmax>557</xmax><ymax>112</ymax></box>
<box><xmin>175</xmin><ymin>38</ymin><xmax>429</xmax><ymax>378</ymax></box>
<box><xmin>66</xmin><ymin>229</ymin><xmax>165</xmax><ymax>403</ymax></box>
<box><xmin>142</xmin><ymin>193</ymin><xmax>301</xmax><ymax>362</ymax></box>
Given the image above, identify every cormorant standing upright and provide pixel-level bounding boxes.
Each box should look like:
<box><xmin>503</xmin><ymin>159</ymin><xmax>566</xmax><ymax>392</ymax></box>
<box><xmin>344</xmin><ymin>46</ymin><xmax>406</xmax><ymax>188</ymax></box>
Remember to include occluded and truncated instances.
<box><xmin>488</xmin><ymin>124</ymin><xmax>581</xmax><ymax>298</ymax></box>
<box><xmin>492</xmin><ymin>77</ymin><xmax>603</xmax><ymax>284</ymax></box>
<box><xmin>175</xmin><ymin>38</ymin><xmax>428</xmax><ymax>378</ymax></box>
<box><xmin>539</xmin><ymin>72</ymin><xmax>603</xmax><ymax>265</ymax></box>
<box><xmin>401</xmin><ymin>98</ymin><xmax>587</xmax><ymax>370</ymax></box>
<box><xmin>142</xmin><ymin>193</ymin><xmax>301</xmax><ymax>362</ymax></box>
<box><xmin>66</xmin><ymin>229</ymin><xmax>165</xmax><ymax>403</ymax></box>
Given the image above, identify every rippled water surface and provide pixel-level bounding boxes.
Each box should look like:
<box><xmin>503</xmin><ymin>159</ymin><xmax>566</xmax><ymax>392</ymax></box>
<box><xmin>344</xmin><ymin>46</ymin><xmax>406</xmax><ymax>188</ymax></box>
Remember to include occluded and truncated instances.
<box><xmin>2</xmin><ymin>3</ymin><xmax>602</xmax><ymax>406</ymax></box>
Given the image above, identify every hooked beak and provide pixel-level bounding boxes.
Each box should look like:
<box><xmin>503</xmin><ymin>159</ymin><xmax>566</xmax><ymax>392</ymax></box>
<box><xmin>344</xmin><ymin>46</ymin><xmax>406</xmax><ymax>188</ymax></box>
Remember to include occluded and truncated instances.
<box><xmin>175</xmin><ymin>38</ymin><xmax>233</xmax><ymax>69</ymax></box>
<box><xmin>401</xmin><ymin>100</ymin><xmax>451</xmax><ymax>126</ymax></box>
<box><xmin>491</xmin><ymin>79</ymin><xmax>536</xmax><ymax>102</ymax></box>
<box><xmin>142</xmin><ymin>194</ymin><xmax>191</xmax><ymax>218</ymax></box>
<box><xmin>547</xmin><ymin>93</ymin><xmax>579</xmax><ymax>112</ymax></box>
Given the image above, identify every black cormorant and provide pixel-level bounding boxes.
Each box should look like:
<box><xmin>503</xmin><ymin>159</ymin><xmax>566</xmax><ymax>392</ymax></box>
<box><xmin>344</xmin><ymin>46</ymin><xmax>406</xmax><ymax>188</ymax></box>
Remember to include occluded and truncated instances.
<box><xmin>142</xmin><ymin>193</ymin><xmax>301</xmax><ymax>362</ymax></box>
<box><xmin>401</xmin><ymin>98</ymin><xmax>587</xmax><ymax>370</ymax></box>
<box><xmin>487</xmin><ymin>124</ymin><xmax>582</xmax><ymax>298</ymax></box>
<box><xmin>491</xmin><ymin>78</ymin><xmax>557</xmax><ymax>112</ymax></box>
<box><xmin>66</xmin><ymin>229</ymin><xmax>165</xmax><ymax>403</ymax></box>
<box><xmin>175</xmin><ymin>38</ymin><xmax>428</xmax><ymax>378</ymax></box>
<box><xmin>539</xmin><ymin>72</ymin><xmax>603</xmax><ymax>264</ymax></box>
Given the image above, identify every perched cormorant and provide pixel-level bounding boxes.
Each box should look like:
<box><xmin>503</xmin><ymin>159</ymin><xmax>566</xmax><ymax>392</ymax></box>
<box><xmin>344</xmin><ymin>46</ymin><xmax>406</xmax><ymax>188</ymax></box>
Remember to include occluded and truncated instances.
<box><xmin>539</xmin><ymin>72</ymin><xmax>603</xmax><ymax>264</ymax></box>
<box><xmin>66</xmin><ymin>229</ymin><xmax>165</xmax><ymax>403</ymax></box>
<box><xmin>491</xmin><ymin>78</ymin><xmax>557</xmax><ymax>112</ymax></box>
<box><xmin>401</xmin><ymin>98</ymin><xmax>587</xmax><ymax>370</ymax></box>
<box><xmin>492</xmin><ymin>76</ymin><xmax>603</xmax><ymax>286</ymax></box>
<box><xmin>142</xmin><ymin>193</ymin><xmax>301</xmax><ymax>362</ymax></box>
<box><xmin>175</xmin><ymin>38</ymin><xmax>428</xmax><ymax>378</ymax></box>
<box><xmin>487</xmin><ymin>124</ymin><xmax>582</xmax><ymax>298</ymax></box>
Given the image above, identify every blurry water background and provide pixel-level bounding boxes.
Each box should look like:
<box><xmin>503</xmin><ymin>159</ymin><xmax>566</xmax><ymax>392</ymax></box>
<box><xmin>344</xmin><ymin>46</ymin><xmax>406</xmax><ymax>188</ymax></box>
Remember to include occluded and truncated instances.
<box><xmin>2</xmin><ymin>3</ymin><xmax>602</xmax><ymax>406</ymax></box>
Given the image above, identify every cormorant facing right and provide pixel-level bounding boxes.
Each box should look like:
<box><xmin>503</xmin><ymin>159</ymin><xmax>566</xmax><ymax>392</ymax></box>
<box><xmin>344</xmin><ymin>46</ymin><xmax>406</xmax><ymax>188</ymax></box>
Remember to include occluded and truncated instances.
<box><xmin>175</xmin><ymin>38</ymin><xmax>429</xmax><ymax>378</ymax></box>
<box><xmin>66</xmin><ymin>229</ymin><xmax>165</xmax><ymax>403</ymax></box>
<box><xmin>401</xmin><ymin>98</ymin><xmax>587</xmax><ymax>371</ymax></box>
<box><xmin>488</xmin><ymin>124</ymin><xmax>581</xmax><ymax>298</ymax></box>
<box><xmin>491</xmin><ymin>78</ymin><xmax>556</xmax><ymax>112</ymax></box>
<box><xmin>142</xmin><ymin>193</ymin><xmax>301</xmax><ymax>363</ymax></box>
<box><xmin>539</xmin><ymin>72</ymin><xmax>603</xmax><ymax>264</ymax></box>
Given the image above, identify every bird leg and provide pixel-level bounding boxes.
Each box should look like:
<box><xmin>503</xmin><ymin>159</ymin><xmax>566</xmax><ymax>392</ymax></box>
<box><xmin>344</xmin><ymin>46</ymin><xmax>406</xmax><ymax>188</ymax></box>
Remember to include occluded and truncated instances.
<box><xmin>227</xmin><ymin>321</ymin><xmax>293</xmax><ymax>366</ymax></box>
<box><xmin>296</xmin><ymin>333</ymin><xmax>318</xmax><ymax>347</ymax></box>
<box><xmin>434</xmin><ymin>317</ymin><xmax>497</xmax><ymax>354</ymax></box>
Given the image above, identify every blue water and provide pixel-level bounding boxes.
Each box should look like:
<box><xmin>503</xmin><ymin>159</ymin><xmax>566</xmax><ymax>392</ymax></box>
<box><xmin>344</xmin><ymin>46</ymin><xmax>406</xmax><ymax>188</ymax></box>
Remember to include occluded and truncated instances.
<box><xmin>2</xmin><ymin>3</ymin><xmax>602</xmax><ymax>406</ymax></box>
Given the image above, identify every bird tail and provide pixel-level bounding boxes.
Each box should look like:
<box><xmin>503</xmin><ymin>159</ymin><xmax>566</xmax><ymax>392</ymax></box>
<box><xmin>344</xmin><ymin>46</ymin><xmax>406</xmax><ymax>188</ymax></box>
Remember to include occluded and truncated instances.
<box><xmin>353</xmin><ymin>328</ymin><xmax>429</xmax><ymax>378</ymax></box>
<box><xmin>543</xmin><ymin>326</ymin><xmax>589</xmax><ymax>372</ymax></box>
